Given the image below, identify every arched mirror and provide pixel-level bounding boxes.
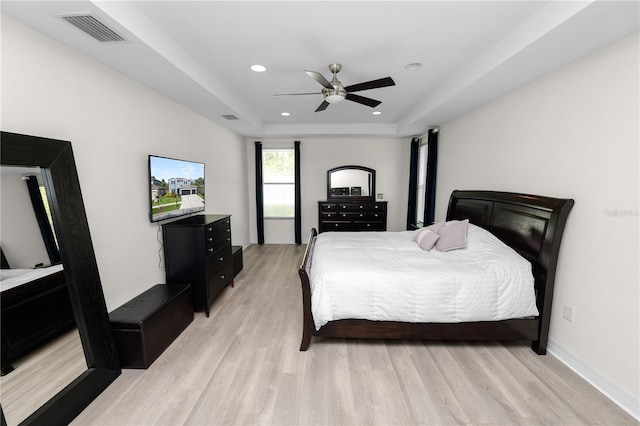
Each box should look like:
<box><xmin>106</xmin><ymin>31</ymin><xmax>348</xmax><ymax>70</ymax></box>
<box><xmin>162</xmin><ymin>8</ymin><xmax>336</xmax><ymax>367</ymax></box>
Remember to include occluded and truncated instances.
<box><xmin>327</xmin><ymin>165</ymin><xmax>376</xmax><ymax>200</ymax></box>
<box><xmin>0</xmin><ymin>131</ymin><xmax>120</xmax><ymax>425</ymax></box>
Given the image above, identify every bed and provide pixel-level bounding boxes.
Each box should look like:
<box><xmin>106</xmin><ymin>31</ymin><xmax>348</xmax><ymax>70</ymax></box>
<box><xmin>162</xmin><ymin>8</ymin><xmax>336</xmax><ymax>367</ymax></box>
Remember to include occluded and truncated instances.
<box><xmin>298</xmin><ymin>190</ymin><xmax>574</xmax><ymax>355</ymax></box>
<box><xmin>1</xmin><ymin>263</ymin><xmax>76</xmax><ymax>374</ymax></box>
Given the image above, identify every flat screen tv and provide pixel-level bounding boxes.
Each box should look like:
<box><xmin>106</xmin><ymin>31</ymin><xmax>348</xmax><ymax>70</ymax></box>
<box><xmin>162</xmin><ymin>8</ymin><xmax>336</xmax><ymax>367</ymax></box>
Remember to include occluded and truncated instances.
<box><xmin>148</xmin><ymin>155</ymin><xmax>205</xmax><ymax>222</ymax></box>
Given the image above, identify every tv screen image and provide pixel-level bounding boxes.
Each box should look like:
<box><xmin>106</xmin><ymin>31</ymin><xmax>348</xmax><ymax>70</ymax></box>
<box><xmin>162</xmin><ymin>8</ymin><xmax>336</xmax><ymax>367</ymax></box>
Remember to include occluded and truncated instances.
<box><xmin>149</xmin><ymin>155</ymin><xmax>205</xmax><ymax>222</ymax></box>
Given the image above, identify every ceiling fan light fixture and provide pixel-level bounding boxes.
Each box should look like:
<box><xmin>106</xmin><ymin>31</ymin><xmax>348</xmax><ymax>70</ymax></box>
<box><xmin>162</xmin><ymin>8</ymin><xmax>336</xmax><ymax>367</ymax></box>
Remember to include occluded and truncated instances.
<box><xmin>323</xmin><ymin>86</ymin><xmax>346</xmax><ymax>104</ymax></box>
<box><xmin>326</xmin><ymin>93</ymin><xmax>345</xmax><ymax>104</ymax></box>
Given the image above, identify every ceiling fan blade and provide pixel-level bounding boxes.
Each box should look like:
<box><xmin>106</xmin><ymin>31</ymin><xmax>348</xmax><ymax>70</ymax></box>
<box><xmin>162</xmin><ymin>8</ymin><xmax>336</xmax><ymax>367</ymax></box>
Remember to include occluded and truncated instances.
<box><xmin>344</xmin><ymin>77</ymin><xmax>395</xmax><ymax>93</ymax></box>
<box><xmin>305</xmin><ymin>70</ymin><xmax>335</xmax><ymax>90</ymax></box>
<box><xmin>315</xmin><ymin>100</ymin><xmax>330</xmax><ymax>112</ymax></box>
<box><xmin>345</xmin><ymin>93</ymin><xmax>381</xmax><ymax>108</ymax></box>
<box><xmin>273</xmin><ymin>92</ymin><xmax>320</xmax><ymax>97</ymax></box>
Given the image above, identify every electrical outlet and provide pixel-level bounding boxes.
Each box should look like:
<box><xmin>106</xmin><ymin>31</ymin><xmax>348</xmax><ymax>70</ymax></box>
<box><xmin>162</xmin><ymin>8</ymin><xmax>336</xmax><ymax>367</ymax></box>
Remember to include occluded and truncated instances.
<box><xmin>563</xmin><ymin>304</ymin><xmax>575</xmax><ymax>322</ymax></box>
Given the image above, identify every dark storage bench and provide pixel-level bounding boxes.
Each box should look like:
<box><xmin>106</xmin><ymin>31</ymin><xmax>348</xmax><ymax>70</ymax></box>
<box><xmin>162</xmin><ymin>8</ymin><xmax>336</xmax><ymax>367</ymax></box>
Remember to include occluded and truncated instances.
<box><xmin>109</xmin><ymin>284</ymin><xmax>193</xmax><ymax>369</ymax></box>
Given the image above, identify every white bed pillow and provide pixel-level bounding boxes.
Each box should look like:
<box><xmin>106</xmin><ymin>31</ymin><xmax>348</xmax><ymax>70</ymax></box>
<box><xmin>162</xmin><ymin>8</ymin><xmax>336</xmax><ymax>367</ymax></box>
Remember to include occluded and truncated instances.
<box><xmin>435</xmin><ymin>219</ymin><xmax>469</xmax><ymax>252</ymax></box>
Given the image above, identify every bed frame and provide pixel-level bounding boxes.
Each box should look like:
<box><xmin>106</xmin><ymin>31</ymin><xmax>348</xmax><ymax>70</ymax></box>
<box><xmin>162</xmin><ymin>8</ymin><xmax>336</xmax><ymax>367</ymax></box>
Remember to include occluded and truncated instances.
<box><xmin>298</xmin><ymin>190</ymin><xmax>574</xmax><ymax>355</ymax></box>
<box><xmin>1</xmin><ymin>268</ymin><xmax>76</xmax><ymax>374</ymax></box>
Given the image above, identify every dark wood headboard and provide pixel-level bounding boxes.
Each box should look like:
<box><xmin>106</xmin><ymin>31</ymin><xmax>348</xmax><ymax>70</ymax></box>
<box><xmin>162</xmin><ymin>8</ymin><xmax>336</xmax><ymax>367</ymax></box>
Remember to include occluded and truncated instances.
<box><xmin>446</xmin><ymin>190</ymin><xmax>574</xmax><ymax>348</ymax></box>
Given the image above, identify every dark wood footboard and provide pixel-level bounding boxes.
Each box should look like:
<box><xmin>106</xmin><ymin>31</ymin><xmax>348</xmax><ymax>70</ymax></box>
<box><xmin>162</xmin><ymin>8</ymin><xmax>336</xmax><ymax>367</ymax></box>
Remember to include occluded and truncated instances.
<box><xmin>298</xmin><ymin>228</ymin><xmax>317</xmax><ymax>351</ymax></box>
<box><xmin>298</xmin><ymin>191</ymin><xmax>574</xmax><ymax>354</ymax></box>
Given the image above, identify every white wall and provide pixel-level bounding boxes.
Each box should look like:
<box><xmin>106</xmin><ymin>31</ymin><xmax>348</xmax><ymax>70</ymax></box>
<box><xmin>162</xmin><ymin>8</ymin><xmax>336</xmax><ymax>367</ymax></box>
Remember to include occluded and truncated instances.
<box><xmin>1</xmin><ymin>15</ymin><xmax>251</xmax><ymax>310</ymax></box>
<box><xmin>436</xmin><ymin>32</ymin><xmax>639</xmax><ymax>416</ymax></box>
<box><xmin>0</xmin><ymin>169</ymin><xmax>50</xmax><ymax>268</ymax></box>
<box><xmin>246</xmin><ymin>137</ymin><xmax>411</xmax><ymax>244</ymax></box>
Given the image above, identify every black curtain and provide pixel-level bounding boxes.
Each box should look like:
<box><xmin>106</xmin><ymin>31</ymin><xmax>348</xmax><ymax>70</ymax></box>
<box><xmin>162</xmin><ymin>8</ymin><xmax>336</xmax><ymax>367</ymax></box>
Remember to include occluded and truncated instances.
<box><xmin>25</xmin><ymin>175</ymin><xmax>61</xmax><ymax>264</ymax></box>
<box><xmin>254</xmin><ymin>142</ymin><xmax>264</xmax><ymax>244</ymax></box>
<box><xmin>294</xmin><ymin>141</ymin><xmax>302</xmax><ymax>244</ymax></box>
<box><xmin>406</xmin><ymin>137</ymin><xmax>420</xmax><ymax>229</ymax></box>
<box><xmin>423</xmin><ymin>129</ymin><xmax>439</xmax><ymax>225</ymax></box>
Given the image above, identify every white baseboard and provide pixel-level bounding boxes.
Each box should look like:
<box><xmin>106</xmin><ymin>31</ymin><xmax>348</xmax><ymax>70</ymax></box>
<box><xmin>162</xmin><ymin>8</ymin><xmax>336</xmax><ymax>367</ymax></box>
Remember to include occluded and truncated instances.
<box><xmin>547</xmin><ymin>337</ymin><xmax>639</xmax><ymax>420</ymax></box>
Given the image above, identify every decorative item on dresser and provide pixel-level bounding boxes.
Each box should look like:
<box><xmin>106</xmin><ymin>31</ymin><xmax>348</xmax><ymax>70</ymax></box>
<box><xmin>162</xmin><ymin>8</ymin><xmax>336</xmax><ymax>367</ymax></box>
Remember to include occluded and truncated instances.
<box><xmin>162</xmin><ymin>214</ymin><xmax>234</xmax><ymax>317</ymax></box>
<box><xmin>320</xmin><ymin>164</ymin><xmax>386</xmax><ymax>232</ymax></box>
<box><xmin>318</xmin><ymin>200</ymin><xmax>387</xmax><ymax>232</ymax></box>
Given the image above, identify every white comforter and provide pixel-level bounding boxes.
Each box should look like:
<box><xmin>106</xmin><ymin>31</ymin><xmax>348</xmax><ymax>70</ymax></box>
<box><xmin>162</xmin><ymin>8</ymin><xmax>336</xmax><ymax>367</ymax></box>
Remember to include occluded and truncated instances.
<box><xmin>0</xmin><ymin>264</ymin><xmax>64</xmax><ymax>292</ymax></box>
<box><xmin>309</xmin><ymin>224</ymin><xmax>538</xmax><ymax>330</ymax></box>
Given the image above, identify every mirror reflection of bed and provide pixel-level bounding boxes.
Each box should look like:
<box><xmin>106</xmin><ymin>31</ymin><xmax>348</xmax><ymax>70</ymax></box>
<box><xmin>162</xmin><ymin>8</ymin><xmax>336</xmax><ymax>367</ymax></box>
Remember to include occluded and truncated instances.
<box><xmin>0</xmin><ymin>165</ymin><xmax>86</xmax><ymax>425</ymax></box>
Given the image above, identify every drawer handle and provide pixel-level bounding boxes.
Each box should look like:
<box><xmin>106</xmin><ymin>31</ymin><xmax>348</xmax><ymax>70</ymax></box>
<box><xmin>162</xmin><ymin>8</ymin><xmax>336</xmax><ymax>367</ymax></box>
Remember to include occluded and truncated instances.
<box><xmin>207</xmin><ymin>227</ymin><xmax>213</xmax><ymax>231</ymax></box>
<box><xmin>220</xmin><ymin>275</ymin><xmax>225</xmax><ymax>279</ymax></box>
<box><xmin>226</xmin><ymin>237</ymin><xmax>231</xmax><ymax>241</ymax></box>
<box><xmin>226</xmin><ymin>229</ymin><xmax>231</xmax><ymax>233</ymax></box>
<box><xmin>366</xmin><ymin>224</ymin><xmax>371</xmax><ymax>227</ymax></box>
<box><xmin>359</xmin><ymin>214</ymin><xmax>363</xmax><ymax>217</ymax></box>
<box><xmin>359</xmin><ymin>205</ymin><xmax>363</xmax><ymax>209</ymax></box>
<box><xmin>334</xmin><ymin>224</ymin><xmax>339</xmax><ymax>227</ymax></box>
<box><xmin>208</xmin><ymin>248</ymin><xmax>214</xmax><ymax>253</ymax></box>
<box><xmin>208</xmin><ymin>237</ymin><xmax>213</xmax><ymax>242</ymax></box>
<box><xmin>218</xmin><ymin>257</ymin><xmax>224</xmax><ymax>262</ymax></box>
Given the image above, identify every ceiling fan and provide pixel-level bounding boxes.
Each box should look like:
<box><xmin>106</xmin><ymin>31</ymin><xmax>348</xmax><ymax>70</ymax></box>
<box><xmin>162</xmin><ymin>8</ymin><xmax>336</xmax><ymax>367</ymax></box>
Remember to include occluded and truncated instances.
<box><xmin>274</xmin><ymin>63</ymin><xmax>395</xmax><ymax>112</ymax></box>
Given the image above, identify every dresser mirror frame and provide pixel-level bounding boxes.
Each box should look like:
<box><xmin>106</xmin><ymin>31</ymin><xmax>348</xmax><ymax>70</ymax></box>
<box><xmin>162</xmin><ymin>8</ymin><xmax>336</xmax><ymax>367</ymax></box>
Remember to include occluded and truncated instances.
<box><xmin>0</xmin><ymin>131</ymin><xmax>120</xmax><ymax>425</ymax></box>
<box><xmin>327</xmin><ymin>165</ymin><xmax>376</xmax><ymax>201</ymax></box>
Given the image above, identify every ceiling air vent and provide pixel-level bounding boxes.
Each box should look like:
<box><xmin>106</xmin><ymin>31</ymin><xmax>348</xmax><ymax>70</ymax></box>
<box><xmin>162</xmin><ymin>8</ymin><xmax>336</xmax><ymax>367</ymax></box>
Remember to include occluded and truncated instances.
<box><xmin>58</xmin><ymin>13</ymin><xmax>126</xmax><ymax>42</ymax></box>
<box><xmin>222</xmin><ymin>115</ymin><xmax>239</xmax><ymax>120</ymax></box>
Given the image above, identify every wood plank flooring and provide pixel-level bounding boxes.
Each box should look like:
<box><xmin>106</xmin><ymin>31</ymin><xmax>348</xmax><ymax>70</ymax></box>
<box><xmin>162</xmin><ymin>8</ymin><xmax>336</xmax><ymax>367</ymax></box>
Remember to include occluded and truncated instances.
<box><xmin>0</xmin><ymin>328</ymin><xmax>86</xmax><ymax>425</ymax></box>
<box><xmin>72</xmin><ymin>244</ymin><xmax>636</xmax><ymax>425</ymax></box>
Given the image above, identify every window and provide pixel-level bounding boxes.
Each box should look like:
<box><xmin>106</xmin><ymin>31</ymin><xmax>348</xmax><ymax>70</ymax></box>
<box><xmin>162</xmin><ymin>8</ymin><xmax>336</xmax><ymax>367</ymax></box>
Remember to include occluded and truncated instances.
<box><xmin>39</xmin><ymin>185</ymin><xmax>57</xmax><ymax>244</ymax></box>
<box><xmin>415</xmin><ymin>141</ymin><xmax>428</xmax><ymax>225</ymax></box>
<box><xmin>263</xmin><ymin>149</ymin><xmax>295</xmax><ymax>218</ymax></box>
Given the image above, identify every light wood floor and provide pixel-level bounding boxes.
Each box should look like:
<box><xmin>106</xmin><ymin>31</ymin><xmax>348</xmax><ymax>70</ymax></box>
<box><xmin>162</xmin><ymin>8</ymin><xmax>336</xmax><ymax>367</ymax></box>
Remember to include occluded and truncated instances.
<box><xmin>73</xmin><ymin>244</ymin><xmax>636</xmax><ymax>425</ymax></box>
<box><xmin>1</xmin><ymin>328</ymin><xmax>86</xmax><ymax>425</ymax></box>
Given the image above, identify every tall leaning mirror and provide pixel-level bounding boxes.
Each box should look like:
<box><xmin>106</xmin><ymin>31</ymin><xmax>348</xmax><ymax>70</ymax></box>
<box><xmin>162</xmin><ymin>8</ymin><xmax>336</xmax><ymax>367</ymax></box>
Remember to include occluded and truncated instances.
<box><xmin>0</xmin><ymin>131</ymin><xmax>120</xmax><ymax>426</ymax></box>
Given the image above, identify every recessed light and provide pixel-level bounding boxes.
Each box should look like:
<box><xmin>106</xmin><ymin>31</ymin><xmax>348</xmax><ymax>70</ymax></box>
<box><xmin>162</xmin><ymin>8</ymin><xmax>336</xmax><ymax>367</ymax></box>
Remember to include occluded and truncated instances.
<box><xmin>404</xmin><ymin>62</ymin><xmax>422</xmax><ymax>70</ymax></box>
<box><xmin>281</xmin><ymin>112</ymin><xmax>290</xmax><ymax>116</ymax></box>
<box><xmin>372</xmin><ymin>111</ymin><xmax>382</xmax><ymax>115</ymax></box>
<box><xmin>251</xmin><ymin>64</ymin><xmax>266</xmax><ymax>72</ymax></box>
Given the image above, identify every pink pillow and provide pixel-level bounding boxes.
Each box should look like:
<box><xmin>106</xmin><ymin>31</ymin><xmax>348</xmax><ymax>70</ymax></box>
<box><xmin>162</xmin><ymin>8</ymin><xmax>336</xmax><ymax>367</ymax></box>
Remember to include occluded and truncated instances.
<box><xmin>435</xmin><ymin>219</ymin><xmax>469</xmax><ymax>252</ymax></box>
<box><xmin>426</xmin><ymin>221</ymin><xmax>444</xmax><ymax>233</ymax></box>
<box><xmin>414</xmin><ymin>228</ymin><xmax>440</xmax><ymax>250</ymax></box>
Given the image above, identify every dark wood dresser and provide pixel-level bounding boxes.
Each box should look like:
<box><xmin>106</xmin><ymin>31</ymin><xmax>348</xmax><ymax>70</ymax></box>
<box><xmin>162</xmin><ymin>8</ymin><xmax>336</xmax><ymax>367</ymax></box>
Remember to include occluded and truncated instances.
<box><xmin>162</xmin><ymin>214</ymin><xmax>233</xmax><ymax>316</ymax></box>
<box><xmin>318</xmin><ymin>200</ymin><xmax>387</xmax><ymax>232</ymax></box>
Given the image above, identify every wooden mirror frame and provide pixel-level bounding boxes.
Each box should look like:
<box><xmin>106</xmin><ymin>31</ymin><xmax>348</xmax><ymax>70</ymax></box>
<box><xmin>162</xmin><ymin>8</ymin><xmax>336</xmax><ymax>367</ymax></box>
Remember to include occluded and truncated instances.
<box><xmin>0</xmin><ymin>131</ymin><xmax>120</xmax><ymax>425</ymax></box>
<box><xmin>326</xmin><ymin>165</ymin><xmax>376</xmax><ymax>201</ymax></box>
